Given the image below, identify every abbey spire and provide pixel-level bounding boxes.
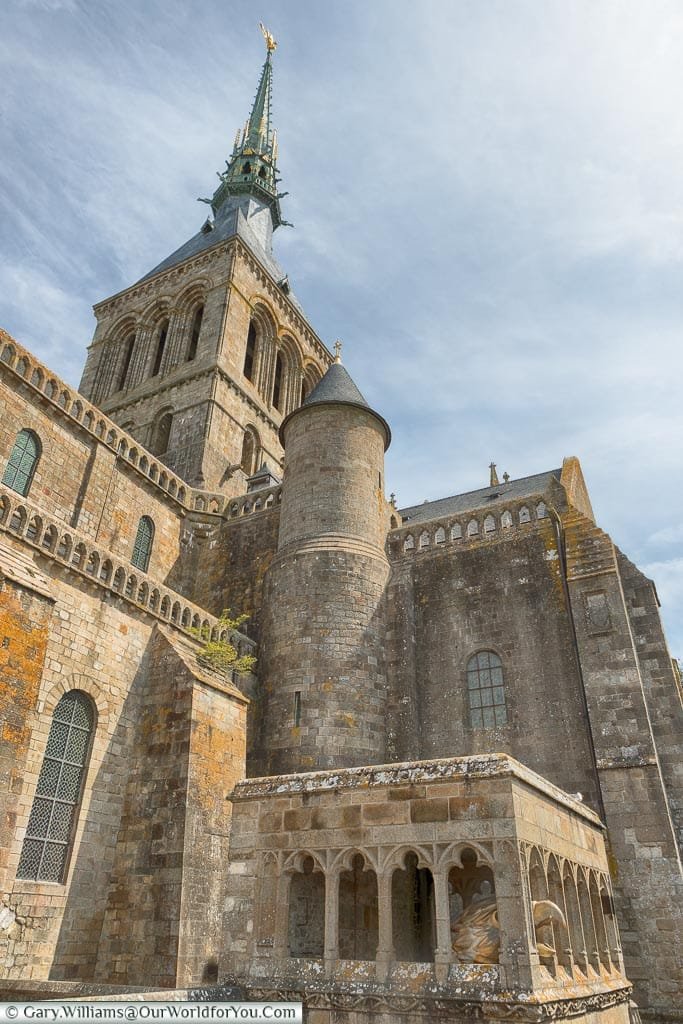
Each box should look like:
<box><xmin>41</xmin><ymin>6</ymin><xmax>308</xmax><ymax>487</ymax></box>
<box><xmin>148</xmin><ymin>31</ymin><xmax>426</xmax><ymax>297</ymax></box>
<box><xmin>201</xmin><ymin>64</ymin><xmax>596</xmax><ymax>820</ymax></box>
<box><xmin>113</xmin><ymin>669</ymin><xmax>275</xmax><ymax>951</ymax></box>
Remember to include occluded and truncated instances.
<box><xmin>209</xmin><ymin>24</ymin><xmax>284</xmax><ymax>230</ymax></box>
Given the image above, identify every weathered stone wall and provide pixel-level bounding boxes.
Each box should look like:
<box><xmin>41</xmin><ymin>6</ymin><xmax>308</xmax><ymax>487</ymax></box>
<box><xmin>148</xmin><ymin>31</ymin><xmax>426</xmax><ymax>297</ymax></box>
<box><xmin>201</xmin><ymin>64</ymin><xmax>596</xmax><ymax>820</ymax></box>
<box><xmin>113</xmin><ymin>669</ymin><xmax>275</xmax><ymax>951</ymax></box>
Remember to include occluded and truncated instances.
<box><xmin>0</xmin><ymin>526</ymin><xmax>248</xmax><ymax>986</ymax></box>
<box><xmin>0</xmin><ymin>535</ymin><xmax>151</xmax><ymax>982</ymax></box>
<box><xmin>93</xmin><ymin>629</ymin><xmax>246</xmax><ymax>988</ymax></box>
<box><xmin>386</xmin><ymin>513</ymin><xmax>602</xmax><ymax>810</ymax></box>
<box><xmin>563</xmin><ymin>509</ymin><xmax>683</xmax><ymax>1018</ymax></box>
<box><xmin>0</xmin><ymin>343</ymin><xmax>187</xmax><ymax>582</ymax></box>
<box><xmin>175</xmin><ymin>507</ymin><xmax>281</xmax><ymax>638</ymax></box>
<box><xmin>617</xmin><ymin>549</ymin><xmax>683</xmax><ymax>848</ymax></box>
<box><xmin>0</xmin><ymin>562</ymin><xmax>52</xmax><ymax>923</ymax></box>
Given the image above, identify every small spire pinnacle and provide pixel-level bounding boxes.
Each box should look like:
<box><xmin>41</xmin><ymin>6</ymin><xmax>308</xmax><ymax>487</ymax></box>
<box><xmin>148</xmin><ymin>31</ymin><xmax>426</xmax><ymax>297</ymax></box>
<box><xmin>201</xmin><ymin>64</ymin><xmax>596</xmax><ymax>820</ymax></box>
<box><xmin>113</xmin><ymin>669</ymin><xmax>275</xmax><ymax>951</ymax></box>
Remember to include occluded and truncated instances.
<box><xmin>334</xmin><ymin>341</ymin><xmax>343</xmax><ymax>364</ymax></box>
<box><xmin>489</xmin><ymin>462</ymin><xmax>500</xmax><ymax>487</ymax></box>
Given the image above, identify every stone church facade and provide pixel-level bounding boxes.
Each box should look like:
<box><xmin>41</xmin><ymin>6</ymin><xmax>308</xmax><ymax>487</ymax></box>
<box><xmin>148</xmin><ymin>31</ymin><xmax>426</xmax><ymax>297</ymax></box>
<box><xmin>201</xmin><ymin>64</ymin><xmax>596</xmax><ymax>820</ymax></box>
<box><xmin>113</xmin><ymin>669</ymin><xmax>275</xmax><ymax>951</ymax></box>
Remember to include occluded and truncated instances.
<box><xmin>0</xmin><ymin>34</ymin><xmax>681</xmax><ymax>1024</ymax></box>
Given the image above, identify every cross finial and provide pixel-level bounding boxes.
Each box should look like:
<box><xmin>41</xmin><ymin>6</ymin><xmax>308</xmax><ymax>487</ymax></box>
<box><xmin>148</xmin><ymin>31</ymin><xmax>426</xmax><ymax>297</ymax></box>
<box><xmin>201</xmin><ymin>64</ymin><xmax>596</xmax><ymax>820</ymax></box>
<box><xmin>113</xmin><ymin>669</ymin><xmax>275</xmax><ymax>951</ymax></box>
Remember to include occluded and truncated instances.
<box><xmin>334</xmin><ymin>340</ymin><xmax>343</xmax><ymax>364</ymax></box>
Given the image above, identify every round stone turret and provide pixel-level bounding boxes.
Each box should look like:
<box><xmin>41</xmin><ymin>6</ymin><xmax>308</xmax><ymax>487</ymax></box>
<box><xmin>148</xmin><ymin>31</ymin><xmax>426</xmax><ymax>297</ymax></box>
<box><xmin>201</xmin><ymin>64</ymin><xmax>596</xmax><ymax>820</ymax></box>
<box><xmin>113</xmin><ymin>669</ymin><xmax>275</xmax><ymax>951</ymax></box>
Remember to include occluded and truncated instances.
<box><xmin>258</xmin><ymin>361</ymin><xmax>391</xmax><ymax>774</ymax></box>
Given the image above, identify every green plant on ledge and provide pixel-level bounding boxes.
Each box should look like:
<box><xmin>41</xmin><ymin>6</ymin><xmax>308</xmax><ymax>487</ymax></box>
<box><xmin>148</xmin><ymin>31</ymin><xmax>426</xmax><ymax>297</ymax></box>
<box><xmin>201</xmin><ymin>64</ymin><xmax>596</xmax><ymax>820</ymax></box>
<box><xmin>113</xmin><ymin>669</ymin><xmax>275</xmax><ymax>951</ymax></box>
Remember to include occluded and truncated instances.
<box><xmin>190</xmin><ymin>609</ymin><xmax>257</xmax><ymax>677</ymax></box>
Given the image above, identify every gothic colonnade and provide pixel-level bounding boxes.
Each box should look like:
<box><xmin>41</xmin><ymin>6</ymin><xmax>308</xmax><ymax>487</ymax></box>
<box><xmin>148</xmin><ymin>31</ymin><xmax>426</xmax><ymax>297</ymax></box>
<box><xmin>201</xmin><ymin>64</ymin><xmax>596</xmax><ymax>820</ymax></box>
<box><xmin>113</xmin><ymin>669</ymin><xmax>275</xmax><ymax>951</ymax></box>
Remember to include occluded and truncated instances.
<box><xmin>255</xmin><ymin>842</ymin><xmax>623</xmax><ymax>983</ymax></box>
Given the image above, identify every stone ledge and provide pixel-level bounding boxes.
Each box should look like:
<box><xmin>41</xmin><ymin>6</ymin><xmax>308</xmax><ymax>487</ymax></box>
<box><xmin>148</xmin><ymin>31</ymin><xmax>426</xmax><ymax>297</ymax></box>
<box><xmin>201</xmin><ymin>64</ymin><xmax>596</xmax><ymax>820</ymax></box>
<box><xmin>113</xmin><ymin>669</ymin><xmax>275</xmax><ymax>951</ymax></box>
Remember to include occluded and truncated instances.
<box><xmin>232</xmin><ymin>754</ymin><xmax>603</xmax><ymax>827</ymax></box>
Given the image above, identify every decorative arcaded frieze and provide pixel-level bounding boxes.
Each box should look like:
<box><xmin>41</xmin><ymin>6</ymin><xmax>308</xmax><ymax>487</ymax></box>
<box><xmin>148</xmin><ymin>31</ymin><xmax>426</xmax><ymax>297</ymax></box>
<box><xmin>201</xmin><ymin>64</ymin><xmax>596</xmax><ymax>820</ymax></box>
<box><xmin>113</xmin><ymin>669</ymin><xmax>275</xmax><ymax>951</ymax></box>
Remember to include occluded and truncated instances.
<box><xmin>391</xmin><ymin>498</ymin><xmax>553</xmax><ymax>560</ymax></box>
<box><xmin>0</xmin><ymin>483</ymin><xmax>255</xmax><ymax>658</ymax></box>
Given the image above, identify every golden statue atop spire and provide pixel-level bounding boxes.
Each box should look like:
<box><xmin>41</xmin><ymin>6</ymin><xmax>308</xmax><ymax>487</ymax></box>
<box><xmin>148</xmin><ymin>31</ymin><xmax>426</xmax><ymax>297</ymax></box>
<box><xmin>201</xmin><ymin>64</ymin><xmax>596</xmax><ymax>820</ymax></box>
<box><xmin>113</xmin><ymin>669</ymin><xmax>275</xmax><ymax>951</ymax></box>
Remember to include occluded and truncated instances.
<box><xmin>259</xmin><ymin>22</ymin><xmax>277</xmax><ymax>53</ymax></box>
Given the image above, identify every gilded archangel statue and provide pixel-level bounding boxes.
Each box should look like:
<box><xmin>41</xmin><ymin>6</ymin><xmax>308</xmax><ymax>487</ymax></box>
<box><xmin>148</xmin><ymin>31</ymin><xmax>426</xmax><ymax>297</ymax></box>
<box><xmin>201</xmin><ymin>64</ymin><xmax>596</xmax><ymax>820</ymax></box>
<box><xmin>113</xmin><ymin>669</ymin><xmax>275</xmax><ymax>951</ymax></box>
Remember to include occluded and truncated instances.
<box><xmin>259</xmin><ymin>22</ymin><xmax>277</xmax><ymax>53</ymax></box>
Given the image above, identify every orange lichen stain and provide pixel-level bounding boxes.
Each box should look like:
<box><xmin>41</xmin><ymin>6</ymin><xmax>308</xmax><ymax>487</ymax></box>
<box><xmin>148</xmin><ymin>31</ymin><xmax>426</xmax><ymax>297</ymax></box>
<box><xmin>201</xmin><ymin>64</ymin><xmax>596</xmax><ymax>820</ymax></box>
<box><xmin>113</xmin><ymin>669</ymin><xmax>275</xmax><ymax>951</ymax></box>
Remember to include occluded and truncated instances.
<box><xmin>339</xmin><ymin>714</ymin><xmax>357</xmax><ymax>729</ymax></box>
<box><xmin>2</xmin><ymin>721</ymin><xmax>30</xmax><ymax>746</ymax></box>
<box><xmin>322</xmin><ymin>680</ymin><xmax>334</xmax><ymax>692</ymax></box>
<box><xmin>119</xmin><ymin>624</ymin><xmax>128</xmax><ymax>635</ymax></box>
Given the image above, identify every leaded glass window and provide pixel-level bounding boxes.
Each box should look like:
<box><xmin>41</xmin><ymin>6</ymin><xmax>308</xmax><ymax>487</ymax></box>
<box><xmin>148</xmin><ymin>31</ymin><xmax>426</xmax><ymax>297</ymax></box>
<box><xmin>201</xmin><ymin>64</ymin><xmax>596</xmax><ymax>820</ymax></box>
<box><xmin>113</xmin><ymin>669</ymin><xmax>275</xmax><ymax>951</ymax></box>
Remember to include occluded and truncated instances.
<box><xmin>131</xmin><ymin>516</ymin><xmax>154</xmax><ymax>571</ymax></box>
<box><xmin>2</xmin><ymin>429</ymin><xmax>41</xmax><ymax>496</ymax></box>
<box><xmin>467</xmin><ymin>651</ymin><xmax>507</xmax><ymax>728</ymax></box>
<box><xmin>17</xmin><ymin>691</ymin><xmax>95</xmax><ymax>882</ymax></box>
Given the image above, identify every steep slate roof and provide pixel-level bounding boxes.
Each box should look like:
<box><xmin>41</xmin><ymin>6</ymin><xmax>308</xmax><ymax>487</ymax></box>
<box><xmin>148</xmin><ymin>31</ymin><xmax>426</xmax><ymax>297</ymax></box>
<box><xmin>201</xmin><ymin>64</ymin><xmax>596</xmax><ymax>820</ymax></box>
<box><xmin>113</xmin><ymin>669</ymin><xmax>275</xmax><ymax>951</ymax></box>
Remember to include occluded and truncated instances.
<box><xmin>137</xmin><ymin>203</ymin><xmax>306</xmax><ymax>316</ymax></box>
<box><xmin>280</xmin><ymin>361</ymin><xmax>391</xmax><ymax>448</ymax></box>
<box><xmin>399</xmin><ymin>469</ymin><xmax>562</xmax><ymax>525</ymax></box>
<box><xmin>303</xmin><ymin>362</ymin><xmax>370</xmax><ymax>408</ymax></box>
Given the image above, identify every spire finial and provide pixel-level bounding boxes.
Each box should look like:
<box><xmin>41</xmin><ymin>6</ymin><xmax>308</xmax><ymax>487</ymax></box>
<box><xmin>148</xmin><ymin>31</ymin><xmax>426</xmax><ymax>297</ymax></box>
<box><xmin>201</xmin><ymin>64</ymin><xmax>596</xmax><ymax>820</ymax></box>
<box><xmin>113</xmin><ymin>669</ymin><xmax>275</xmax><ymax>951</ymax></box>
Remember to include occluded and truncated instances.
<box><xmin>489</xmin><ymin>462</ymin><xmax>500</xmax><ymax>487</ymax></box>
<box><xmin>259</xmin><ymin>22</ymin><xmax>277</xmax><ymax>53</ymax></box>
<box><xmin>334</xmin><ymin>341</ymin><xmax>343</xmax><ymax>364</ymax></box>
<box><xmin>209</xmin><ymin>25</ymin><xmax>283</xmax><ymax>228</ymax></box>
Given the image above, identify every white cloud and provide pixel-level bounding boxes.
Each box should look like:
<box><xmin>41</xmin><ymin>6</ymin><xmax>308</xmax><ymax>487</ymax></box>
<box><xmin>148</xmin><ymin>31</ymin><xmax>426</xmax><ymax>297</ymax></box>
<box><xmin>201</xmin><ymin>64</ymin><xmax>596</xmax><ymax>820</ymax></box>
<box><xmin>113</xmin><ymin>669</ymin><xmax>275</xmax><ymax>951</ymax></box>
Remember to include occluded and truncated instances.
<box><xmin>1</xmin><ymin>0</ymin><xmax>683</xmax><ymax>657</ymax></box>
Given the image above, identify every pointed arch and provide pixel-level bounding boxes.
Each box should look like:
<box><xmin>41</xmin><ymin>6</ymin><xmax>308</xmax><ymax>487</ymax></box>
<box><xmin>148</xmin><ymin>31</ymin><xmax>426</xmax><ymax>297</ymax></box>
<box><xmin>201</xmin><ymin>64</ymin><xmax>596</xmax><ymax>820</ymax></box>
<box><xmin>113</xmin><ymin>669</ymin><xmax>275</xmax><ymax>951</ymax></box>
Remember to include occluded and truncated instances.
<box><xmin>187</xmin><ymin>303</ymin><xmax>204</xmax><ymax>361</ymax></box>
<box><xmin>301</xmin><ymin>361</ymin><xmax>323</xmax><ymax>405</ymax></box>
<box><xmin>151</xmin><ymin>319</ymin><xmax>169</xmax><ymax>377</ymax></box>
<box><xmin>2</xmin><ymin>428</ymin><xmax>41</xmax><ymax>496</ymax></box>
<box><xmin>17</xmin><ymin>690</ymin><xmax>96</xmax><ymax>883</ymax></box>
<box><xmin>152</xmin><ymin>410</ymin><xmax>173</xmax><ymax>457</ymax></box>
<box><xmin>240</xmin><ymin>425</ymin><xmax>261</xmax><ymax>477</ymax></box>
<box><xmin>131</xmin><ymin>516</ymin><xmax>154</xmax><ymax>572</ymax></box>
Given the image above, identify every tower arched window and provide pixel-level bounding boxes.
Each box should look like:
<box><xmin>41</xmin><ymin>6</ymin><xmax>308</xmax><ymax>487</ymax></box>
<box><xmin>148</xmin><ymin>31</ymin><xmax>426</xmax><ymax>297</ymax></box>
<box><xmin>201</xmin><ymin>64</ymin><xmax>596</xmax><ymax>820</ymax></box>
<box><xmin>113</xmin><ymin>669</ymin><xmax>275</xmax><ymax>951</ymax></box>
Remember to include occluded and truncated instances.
<box><xmin>2</xmin><ymin>429</ymin><xmax>41</xmax><ymax>496</ymax></box>
<box><xmin>154</xmin><ymin>412</ymin><xmax>173</xmax><ymax>456</ymax></box>
<box><xmin>272</xmin><ymin>352</ymin><xmax>284</xmax><ymax>410</ymax></box>
<box><xmin>131</xmin><ymin>516</ymin><xmax>154</xmax><ymax>572</ymax></box>
<box><xmin>244</xmin><ymin>322</ymin><xmax>257</xmax><ymax>382</ymax></box>
<box><xmin>240</xmin><ymin>427</ymin><xmax>260</xmax><ymax>476</ymax></box>
<box><xmin>17</xmin><ymin>690</ymin><xmax>95</xmax><ymax>883</ymax></box>
<box><xmin>117</xmin><ymin>333</ymin><xmax>136</xmax><ymax>391</ymax></box>
<box><xmin>467</xmin><ymin>651</ymin><xmax>507</xmax><ymax>729</ymax></box>
<box><xmin>187</xmin><ymin>305</ymin><xmax>203</xmax><ymax>362</ymax></box>
<box><xmin>151</xmin><ymin>320</ymin><xmax>169</xmax><ymax>377</ymax></box>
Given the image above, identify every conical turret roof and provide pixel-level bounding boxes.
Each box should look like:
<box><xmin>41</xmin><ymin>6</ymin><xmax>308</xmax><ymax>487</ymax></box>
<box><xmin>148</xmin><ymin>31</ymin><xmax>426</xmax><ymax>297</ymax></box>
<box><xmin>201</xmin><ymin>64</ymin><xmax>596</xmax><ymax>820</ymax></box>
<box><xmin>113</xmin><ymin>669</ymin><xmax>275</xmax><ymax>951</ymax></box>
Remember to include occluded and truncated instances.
<box><xmin>302</xmin><ymin>361</ymin><xmax>370</xmax><ymax>409</ymax></box>
<box><xmin>279</xmin><ymin>360</ymin><xmax>391</xmax><ymax>449</ymax></box>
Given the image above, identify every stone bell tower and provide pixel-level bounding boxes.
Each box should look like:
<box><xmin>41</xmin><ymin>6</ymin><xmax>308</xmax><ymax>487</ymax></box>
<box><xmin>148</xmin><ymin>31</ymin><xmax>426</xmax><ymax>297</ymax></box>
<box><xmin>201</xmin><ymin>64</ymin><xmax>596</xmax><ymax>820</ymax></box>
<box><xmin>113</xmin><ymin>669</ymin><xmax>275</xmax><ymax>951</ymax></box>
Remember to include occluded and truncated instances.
<box><xmin>78</xmin><ymin>28</ymin><xmax>331</xmax><ymax>494</ymax></box>
<box><xmin>258</xmin><ymin>354</ymin><xmax>392</xmax><ymax>774</ymax></box>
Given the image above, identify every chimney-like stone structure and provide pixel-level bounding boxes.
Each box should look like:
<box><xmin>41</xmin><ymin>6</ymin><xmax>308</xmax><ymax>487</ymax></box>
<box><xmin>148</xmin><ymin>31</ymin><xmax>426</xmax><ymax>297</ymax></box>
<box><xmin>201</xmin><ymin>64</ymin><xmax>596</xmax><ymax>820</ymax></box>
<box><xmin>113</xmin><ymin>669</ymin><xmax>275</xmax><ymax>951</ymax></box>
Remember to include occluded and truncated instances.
<box><xmin>258</xmin><ymin>361</ymin><xmax>391</xmax><ymax>774</ymax></box>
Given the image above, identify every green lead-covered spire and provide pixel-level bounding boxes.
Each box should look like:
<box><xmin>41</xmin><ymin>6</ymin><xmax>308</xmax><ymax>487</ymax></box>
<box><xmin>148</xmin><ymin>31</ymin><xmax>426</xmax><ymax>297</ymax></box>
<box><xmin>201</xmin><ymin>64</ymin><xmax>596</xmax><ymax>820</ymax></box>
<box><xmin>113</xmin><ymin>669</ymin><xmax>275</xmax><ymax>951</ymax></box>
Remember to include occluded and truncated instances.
<box><xmin>209</xmin><ymin>25</ymin><xmax>283</xmax><ymax>229</ymax></box>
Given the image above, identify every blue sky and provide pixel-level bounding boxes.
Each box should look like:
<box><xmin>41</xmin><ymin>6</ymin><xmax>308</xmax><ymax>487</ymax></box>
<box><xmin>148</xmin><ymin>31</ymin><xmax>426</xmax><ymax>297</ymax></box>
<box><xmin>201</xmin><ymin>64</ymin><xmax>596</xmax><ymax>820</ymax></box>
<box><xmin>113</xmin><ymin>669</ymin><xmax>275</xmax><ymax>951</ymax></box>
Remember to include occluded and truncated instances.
<box><xmin>2</xmin><ymin>0</ymin><xmax>682</xmax><ymax>658</ymax></box>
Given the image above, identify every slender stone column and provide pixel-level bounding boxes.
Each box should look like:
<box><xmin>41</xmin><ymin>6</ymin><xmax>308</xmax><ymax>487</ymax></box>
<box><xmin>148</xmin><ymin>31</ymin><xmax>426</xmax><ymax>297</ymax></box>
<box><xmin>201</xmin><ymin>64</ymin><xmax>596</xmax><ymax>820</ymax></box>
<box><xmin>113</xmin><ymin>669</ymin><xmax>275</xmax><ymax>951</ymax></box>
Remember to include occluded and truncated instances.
<box><xmin>324</xmin><ymin>870</ymin><xmax>339</xmax><ymax>975</ymax></box>
<box><xmin>433</xmin><ymin>869</ymin><xmax>452</xmax><ymax>981</ymax></box>
<box><xmin>273</xmin><ymin>872</ymin><xmax>291</xmax><ymax>959</ymax></box>
<box><xmin>376</xmin><ymin>871</ymin><xmax>394</xmax><ymax>982</ymax></box>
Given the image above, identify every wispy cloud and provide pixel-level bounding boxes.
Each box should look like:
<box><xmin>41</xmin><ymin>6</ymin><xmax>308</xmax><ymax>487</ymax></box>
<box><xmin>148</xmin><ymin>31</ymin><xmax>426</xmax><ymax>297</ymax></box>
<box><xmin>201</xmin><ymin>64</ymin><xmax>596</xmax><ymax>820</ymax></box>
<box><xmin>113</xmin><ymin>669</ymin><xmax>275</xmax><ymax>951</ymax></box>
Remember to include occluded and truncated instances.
<box><xmin>1</xmin><ymin>0</ymin><xmax>682</xmax><ymax>654</ymax></box>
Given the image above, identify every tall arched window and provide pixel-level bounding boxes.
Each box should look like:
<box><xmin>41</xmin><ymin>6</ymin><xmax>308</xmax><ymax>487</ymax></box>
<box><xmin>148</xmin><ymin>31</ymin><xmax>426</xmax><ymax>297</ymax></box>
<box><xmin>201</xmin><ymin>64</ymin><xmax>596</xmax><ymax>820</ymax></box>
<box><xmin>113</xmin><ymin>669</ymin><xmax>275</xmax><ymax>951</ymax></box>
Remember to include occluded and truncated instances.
<box><xmin>2</xmin><ymin>429</ymin><xmax>41</xmax><ymax>496</ymax></box>
<box><xmin>272</xmin><ymin>352</ymin><xmax>284</xmax><ymax>410</ymax></box>
<box><xmin>240</xmin><ymin>427</ymin><xmax>259</xmax><ymax>476</ymax></box>
<box><xmin>17</xmin><ymin>690</ymin><xmax>95</xmax><ymax>883</ymax></box>
<box><xmin>187</xmin><ymin>305</ymin><xmax>203</xmax><ymax>361</ymax></box>
<box><xmin>243</xmin><ymin>322</ymin><xmax>257</xmax><ymax>381</ymax></box>
<box><xmin>153</xmin><ymin>412</ymin><xmax>173</xmax><ymax>456</ymax></box>
<box><xmin>117</xmin><ymin>333</ymin><xmax>136</xmax><ymax>391</ymax></box>
<box><xmin>151</xmin><ymin>320</ymin><xmax>169</xmax><ymax>377</ymax></box>
<box><xmin>467</xmin><ymin>651</ymin><xmax>507</xmax><ymax>728</ymax></box>
<box><xmin>132</xmin><ymin>516</ymin><xmax>154</xmax><ymax>571</ymax></box>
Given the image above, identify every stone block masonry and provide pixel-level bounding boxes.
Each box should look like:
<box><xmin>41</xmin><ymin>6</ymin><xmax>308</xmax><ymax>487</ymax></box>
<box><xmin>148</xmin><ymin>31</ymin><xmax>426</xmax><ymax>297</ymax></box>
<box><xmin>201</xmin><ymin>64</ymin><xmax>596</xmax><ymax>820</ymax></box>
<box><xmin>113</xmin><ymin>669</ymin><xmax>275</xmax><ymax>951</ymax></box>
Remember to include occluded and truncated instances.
<box><xmin>221</xmin><ymin>754</ymin><xmax>631</xmax><ymax>1024</ymax></box>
